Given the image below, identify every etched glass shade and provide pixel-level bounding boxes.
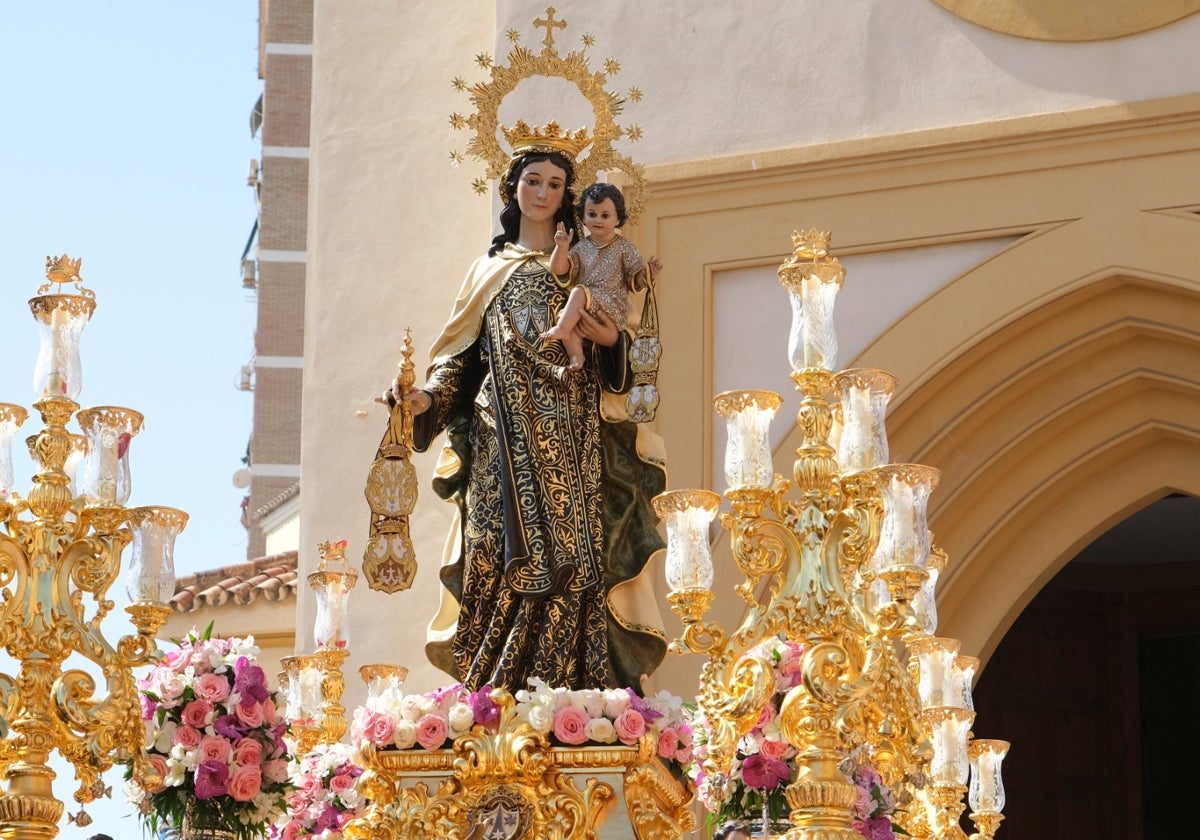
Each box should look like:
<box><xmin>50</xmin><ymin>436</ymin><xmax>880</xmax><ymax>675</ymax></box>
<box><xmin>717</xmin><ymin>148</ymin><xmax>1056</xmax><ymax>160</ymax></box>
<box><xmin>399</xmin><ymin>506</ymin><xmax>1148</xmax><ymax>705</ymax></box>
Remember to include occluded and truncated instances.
<box><xmin>299</xmin><ymin>660</ymin><xmax>325</xmax><ymax>723</ymax></box>
<box><xmin>360</xmin><ymin>664</ymin><xmax>408</xmax><ymax>702</ymax></box>
<box><xmin>930</xmin><ymin>708</ymin><xmax>975</xmax><ymax>786</ymax></box>
<box><xmin>714</xmin><ymin>390</ymin><xmax>782</xmax><ymax>490</ymax></box>
<box><xmin>833</xmin><ymin>370</ymin><xmax>896</xmax><ymax>471</ymax></box>
<box><xmin>76</xmin><ymin>406</ymin><xmax>143</xmax><ymax>505</ymax></box>
<box><xmin>968</xmin><ymin>740</ymin><xmax>1010</xmax><ymax>813</ymax></box>
<box><xmin>653</xmin><ymin>489</ymin><xmax>721</xmax><ymax>592</ymax></box>
<box><xmin>30</xmin><ymin>294</ymin><xmax>93</xmax><ymax>400</ymax></box>
<box><xmin>955</xmin><ymin>655</ymin><xmax>979</xmax><ymax>712</ymax></box>
<box><xmin>785</xmin><ymin>272</ymin><xmax>841</xmax><ymax>371</ymax></box>
<box><xmin>870</xmin><ymin>465</ymin><xmax>939</xmax><ymax>570</ymax></box>
<box><xmin>125</xmin><ymin>506</ymin><xmax>188</xmax><ymax>603</ymax></box>
<box><xmin>912</xmin><ymin>563</ymin><xmax>940</xmax><ymax>635</ymax></box>
<box><xmin>0</xmin><ymin>404</ymin><xmax>28</xmax><ymax>500</ymax></box>
<box><xmin>913</xmin><ymin>636</ymin><xmax>961</xmax><ymax>709</ymax></box>
<box><xmin>312</xmin><ymin>571</ymin><xmax>354</xmax><ymax>649</ymax></box>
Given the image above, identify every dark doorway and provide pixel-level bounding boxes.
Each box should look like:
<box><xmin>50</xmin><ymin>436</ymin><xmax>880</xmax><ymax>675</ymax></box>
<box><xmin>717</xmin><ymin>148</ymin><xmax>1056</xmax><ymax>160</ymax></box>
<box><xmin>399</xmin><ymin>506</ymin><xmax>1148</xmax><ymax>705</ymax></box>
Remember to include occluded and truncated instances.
<box><xmin>971</xmin><ymin>494</ymin><xmax>1200</xmax><ymax>840</ymax></box>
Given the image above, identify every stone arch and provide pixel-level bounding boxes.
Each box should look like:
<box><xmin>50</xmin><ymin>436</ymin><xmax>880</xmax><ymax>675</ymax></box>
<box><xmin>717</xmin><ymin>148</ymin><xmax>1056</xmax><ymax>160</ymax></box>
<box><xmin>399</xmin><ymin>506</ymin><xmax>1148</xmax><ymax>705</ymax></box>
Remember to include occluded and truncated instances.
<box><xmin>858</xmin><ymin>271</ymin><xmax>1200</xmax><ymax>665</ymax></box>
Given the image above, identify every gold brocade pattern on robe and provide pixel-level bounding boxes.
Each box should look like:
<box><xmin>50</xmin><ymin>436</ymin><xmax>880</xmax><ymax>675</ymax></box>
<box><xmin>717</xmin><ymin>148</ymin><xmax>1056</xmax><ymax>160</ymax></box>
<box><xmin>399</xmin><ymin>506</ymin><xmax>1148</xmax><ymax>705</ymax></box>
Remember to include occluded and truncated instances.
<box><xmin>422</xmin><ymin>257</ymin><xmax>612</xmax><ymax>689</ymax></box>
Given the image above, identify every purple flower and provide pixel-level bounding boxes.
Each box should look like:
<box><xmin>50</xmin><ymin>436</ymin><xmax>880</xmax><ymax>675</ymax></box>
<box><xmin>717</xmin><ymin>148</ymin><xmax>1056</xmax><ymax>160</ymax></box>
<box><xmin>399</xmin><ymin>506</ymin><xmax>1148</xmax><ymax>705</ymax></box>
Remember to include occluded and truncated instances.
<box><xmin>194</xmin><ymin>759</ymin><xmax>230</xmax><ymax>800</ymax></box>
<box><xmin>741</xmin><ymin>753</ymin><xmax>791</xmax><ymax>790</ymax></box>
<box><xmin>140</xmin><ymin>693</ymin><xmax>156</xmax><ymax>720</ymax></box>
<box><xmin>315</xmin><ymin>805</ymin><xmax>341</xmax><ymax>832</ymax></box>
<box><xmin>468</xmin><ymin>685</ymin><xmax>500</xmax><ymax>726</ymax></box>
<box><xmin>624</xmin><ymin>688</ymin><xmax>664</xmax><ymax>724</ymax></box>
<box><xmin>214</xmin><ymin>713</ymin><xmax>245</xmax><ymax>740</ymax></box>
<box><xmin>859</xmin><ymin>816</ymin><xmax>896</xmax><ymax>840</ymax></box>
<box><xmin>234</xmin><ymin>656</ymin><xmax>270</xmax><ymax>706</ymax></box>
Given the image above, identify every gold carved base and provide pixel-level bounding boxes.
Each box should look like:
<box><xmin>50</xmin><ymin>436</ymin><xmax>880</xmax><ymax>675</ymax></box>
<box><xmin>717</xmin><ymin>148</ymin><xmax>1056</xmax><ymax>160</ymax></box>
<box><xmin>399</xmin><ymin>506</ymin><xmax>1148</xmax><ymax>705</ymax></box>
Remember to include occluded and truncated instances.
<box><xmin>346</xmin><ymin>693</ymin><xmax>694</xmax><ymax>840</ymax></box>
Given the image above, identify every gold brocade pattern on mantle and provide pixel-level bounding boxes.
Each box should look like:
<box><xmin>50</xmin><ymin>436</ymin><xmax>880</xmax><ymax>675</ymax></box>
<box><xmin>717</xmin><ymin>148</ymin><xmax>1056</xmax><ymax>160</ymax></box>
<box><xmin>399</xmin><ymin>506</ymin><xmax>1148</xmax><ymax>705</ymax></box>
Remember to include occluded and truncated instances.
<box><xmin>344</xmin><ymin>692</ymin><xmax>694</xmax><ymax>840</ymax></box>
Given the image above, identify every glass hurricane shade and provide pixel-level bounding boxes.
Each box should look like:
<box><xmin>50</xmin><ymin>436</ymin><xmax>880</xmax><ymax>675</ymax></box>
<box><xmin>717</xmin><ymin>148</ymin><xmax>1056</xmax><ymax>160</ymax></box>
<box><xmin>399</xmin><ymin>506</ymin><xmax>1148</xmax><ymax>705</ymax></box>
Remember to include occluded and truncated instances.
<box><xmin>125</xmin><ymin>506</ymin><xmax>188</xmax><ymax>603</ymax></box>
<box><xmin>715</xmin><ymin>390</ymin><xmax>782</xmax><ymax>490</ymax></box>
<box><xmin>281</xmin><ymin>654</ymin><xmax>324</xmax><ymax>722</ymax></box>
<box><xmin>360</xmin><ymin>664</ymin><xmax>408</xmax><ymax>701</ymax></box>
<box><xmin>870</xmin><ymin>465</ymin><xmax>939</xmax><ymax>570</ymax></box>
<box><xmin>0</xmin><ymin>404</ymin><xmax>29</xmax><ymax>500</ymax></box>
<box><xmin>76</xmin><ymin>406</ymin><xmax>143</xmax><ymax>505</ymax></box>
<box><xmin>783</xmin><ymin>267</ymin><xmax>843</xmax><ymax>372</ymax></box>
<box><xmin>653</xmin><ymin>489</ymin><xmax>721</xmax><ymax>593</ymax></box>
<box><xmin>312</xmin><ymin>571</ymin><xmax>354</xmax><ymax>649</ymax></box>
<box><xmin>30</xmin><ymin>293</ymin><xmax>93</xmax><ymax>400</ymax></box>
<box><xmin>833</xmin><ymin>370</ymin><xmax>896</xmax><ymax>472</ymax></box>
<box><xmin>929</xmin><ymin>707</ymin><xmax>975</xmax><ymax>786</ymax></box>
<box><xmin>968</xmin><ymin>739</ymin><xmax>1010</xmax><ymax>813</ymax></box>
<box><xmin>913</xmin><ymin>636</ymin><xmax>962</xmax><ymax>709</ymax></box>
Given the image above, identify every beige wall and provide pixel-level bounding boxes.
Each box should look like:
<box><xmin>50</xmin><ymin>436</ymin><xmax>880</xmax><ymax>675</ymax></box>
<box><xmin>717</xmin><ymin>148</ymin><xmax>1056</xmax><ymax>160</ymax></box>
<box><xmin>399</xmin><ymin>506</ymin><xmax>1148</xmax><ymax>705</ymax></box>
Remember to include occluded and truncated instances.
<box><xmin>299</xmin><ymin>2</ymin><xmax>1200</xmax><ymax>709</ymax></box>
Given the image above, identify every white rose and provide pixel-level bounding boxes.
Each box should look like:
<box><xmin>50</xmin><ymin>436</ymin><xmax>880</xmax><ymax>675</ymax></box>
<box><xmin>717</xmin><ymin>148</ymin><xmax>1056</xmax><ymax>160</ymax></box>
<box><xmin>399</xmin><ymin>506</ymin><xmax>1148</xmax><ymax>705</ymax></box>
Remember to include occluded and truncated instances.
<box><xmin>603</xmin><ymin>690</ymin><xmax>631</xmax><ymax>719</ymax></box>
<box><xmin>448</xmin><ymin>702</ymin><xmax>475</xmax><ymax>736</ymax></box>
<box><xmin>581</xmin><ymin>691</ymin><xmax>606</xmax><ymax>718</ymax></box>
<box><xmin>526</xmin><ymin>705</ymin><xmax>555</xmax><ymax>734</ymax></box>
<box><xmin>584</xmin><ymin>717</ymin><xmax>618</xmax><ymax>744</ymax></box>
<box><xmin>393</xmin><ymin>719</ymin><xmax>418</xmax><ymax>749</ymax></box>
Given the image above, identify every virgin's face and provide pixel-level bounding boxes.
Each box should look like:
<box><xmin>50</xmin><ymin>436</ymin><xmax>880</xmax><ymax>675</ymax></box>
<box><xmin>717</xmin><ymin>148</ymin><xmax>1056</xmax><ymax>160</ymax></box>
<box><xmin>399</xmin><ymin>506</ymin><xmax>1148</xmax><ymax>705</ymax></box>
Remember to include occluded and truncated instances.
<box><xmin>515</xmin><ymin>160</ymin><xmax>568</xmax><ymax>224</ymax></box>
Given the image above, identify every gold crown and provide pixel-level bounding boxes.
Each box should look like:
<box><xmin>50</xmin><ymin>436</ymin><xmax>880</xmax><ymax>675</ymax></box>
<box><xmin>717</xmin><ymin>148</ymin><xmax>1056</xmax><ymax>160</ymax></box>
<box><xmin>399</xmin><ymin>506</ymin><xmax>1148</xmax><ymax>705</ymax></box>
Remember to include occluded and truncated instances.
<box><xmin>501</xmin><ymin>120</ymin><xmax>592</xmax><ymax>160</ymax></box>
<box><xmin>45</xmin><ymin>254</ymin><xmax>83</xmax><ymax>285</ymax></box>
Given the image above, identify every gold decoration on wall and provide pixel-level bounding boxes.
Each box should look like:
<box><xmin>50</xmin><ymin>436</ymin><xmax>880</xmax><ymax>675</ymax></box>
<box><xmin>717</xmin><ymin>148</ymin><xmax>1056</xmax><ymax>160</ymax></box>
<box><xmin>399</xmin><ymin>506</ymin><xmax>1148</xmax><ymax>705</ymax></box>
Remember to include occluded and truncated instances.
<box><xmin>345</xmin><ymin>691</ymin><xmax>693</xmax><ymax>840</ymax></box>
<box><xmin>929</xmin><ymin>0</ymin><xmax>1200</xmax><ymax>42</ymax></box>
<box><xmin>363</xmin><ymin>331</ymin><xmax>419</xmax><ymax>594</ymax></box>
<box><xmin>448</xmin><ymin>6</ymin><xmax>651</xmax><ymax>225</ymax></box>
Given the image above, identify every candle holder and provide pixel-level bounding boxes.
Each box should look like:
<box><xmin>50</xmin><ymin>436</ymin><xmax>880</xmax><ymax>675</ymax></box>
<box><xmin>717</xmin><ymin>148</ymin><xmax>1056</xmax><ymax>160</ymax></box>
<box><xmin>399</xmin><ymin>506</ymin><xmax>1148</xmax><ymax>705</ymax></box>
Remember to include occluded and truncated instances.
<box><xmin>659</xmin><ymin>231</ymin><xmax>1008</xmax><ymax>840</ymax></box>
<box><xmin>0</xmin><ymin>255</ymin><xmax>186</xmax><ymax>836</ymax></box>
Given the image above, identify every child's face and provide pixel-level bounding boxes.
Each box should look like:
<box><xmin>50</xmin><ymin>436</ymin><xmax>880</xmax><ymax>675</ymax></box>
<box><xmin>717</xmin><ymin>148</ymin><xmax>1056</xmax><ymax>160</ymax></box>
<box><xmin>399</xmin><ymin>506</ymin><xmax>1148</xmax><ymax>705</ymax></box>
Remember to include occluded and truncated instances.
<box><xmin>583</xmin><ymin>198</ymin><xmax>619</xmax><ymax>244</ymax></box>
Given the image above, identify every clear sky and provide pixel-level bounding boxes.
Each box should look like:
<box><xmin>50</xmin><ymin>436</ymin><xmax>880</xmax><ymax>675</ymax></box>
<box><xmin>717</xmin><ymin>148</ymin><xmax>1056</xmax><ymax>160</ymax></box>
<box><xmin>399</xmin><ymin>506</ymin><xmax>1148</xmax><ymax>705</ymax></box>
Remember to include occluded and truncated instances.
<box><xmin>1</xmin><ymin>4</ymin><xmax>263</xmax><ymax>837</ymax></box>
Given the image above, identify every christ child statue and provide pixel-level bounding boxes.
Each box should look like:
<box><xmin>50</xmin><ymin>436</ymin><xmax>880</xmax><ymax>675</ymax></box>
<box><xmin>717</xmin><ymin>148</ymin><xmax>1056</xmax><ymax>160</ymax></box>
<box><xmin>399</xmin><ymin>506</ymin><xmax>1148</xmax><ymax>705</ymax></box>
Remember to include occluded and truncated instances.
<box><xmin>540</xmin><ymin>182</ymin><xmax>662</xmax><ymax>370</ymax></box>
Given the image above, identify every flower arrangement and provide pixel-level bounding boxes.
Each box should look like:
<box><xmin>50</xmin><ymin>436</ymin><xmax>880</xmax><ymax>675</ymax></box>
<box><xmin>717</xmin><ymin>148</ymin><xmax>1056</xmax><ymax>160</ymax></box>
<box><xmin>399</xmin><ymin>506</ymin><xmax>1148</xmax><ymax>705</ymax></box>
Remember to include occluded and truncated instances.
<box><xmin>350</xmin><ymin>679</ymin><xmax>693</xmax><ymax>760</ymax></box>
<box><xmin>686</xmin><ymin>636</ymin><xmax>805</xmax><ymax>829</ymax></box>
<box><xmin>270</xmin><ymin>741</ymin><xmax>365</xmax><ymax>840</ymax></box>
<box><xmin>126</xmin><ymin>626</ymin><xmax>293</xmax><ymax>840</ymax></box>
<box><xmin>684</xmin><ymin>637</ymin><xmax>903</xmax><ymax>839</ymax></box>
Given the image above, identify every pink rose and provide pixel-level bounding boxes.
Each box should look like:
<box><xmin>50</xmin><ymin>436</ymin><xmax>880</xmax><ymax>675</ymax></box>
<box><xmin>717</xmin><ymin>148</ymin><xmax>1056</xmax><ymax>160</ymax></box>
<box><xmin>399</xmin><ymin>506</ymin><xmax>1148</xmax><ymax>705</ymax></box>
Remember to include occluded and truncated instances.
<box><xmin>227</xmin><ymin>765</ymin><xmax>262</xmax><ymax>802</ymax></box>
<box><xmin>415</xmin><ymin>714</ymin><xmax>448</xmax><ymax>750</ymax></box>
<box><xmin>656</xmin><ymin>729</ymin><xmax>679</xmax><ymax>759</ymax></box>
<box><xmin>263</xmin><ymin>759</ymin><xmax>290</xmax><ymax>784</ymax></box>
<box><xmin>613</xmin><ymin>708</ymin><xmax>646</xmax><ymax>745</ymax></box>
<box><xmin>552</xmin><ymin>706</ymin><xmax>590</xmax><ymax>745</ymax></box>
<box><xmin>760</xmin><ymin>737</ymin><xmax>788</xmax><ymax>759</ymax></box>
<box><xmin>757</xmin><ymin>703</ymin><xmax>776</xmax><ymax>727</ymax></box>
<box><xmin>147</xmin><ymin>754</ymin><xmax>170</xmax><ymax>794</ymax></box>
<box><xmin>261</xmin><ymin>698</ymin><xmax>278</xmax><ymax>725</ymax></box>
<box><xmin>301</xmin><ymin>773</ymin><xmax>323</xmax><ymax>798</ymax></box>
<box><xmin>193</xmin><ymin>673</ymin><xmax>231</xmax><ymax>703</ymax></box>
<box><xmin>280</xmin><ymin>820</ymin><xmax>302</xmax><ymax>840</ymax></box>
<box><xmin>173</xmin><ymin>724</ymin><xmax>202</xmax><ymax>750</ymax></box>
<box><xmin>198</xmin><ymin>735</ymin><xmax>231</xmax><ymax>764</ymax></box>
<box><xmin>329</xmin><ymin>772</ymin><xmax>356</xmax><ymax>795</ymax></box>
<box><xmin>854</xmin><ymin>785</ymin><xmax>875</xmax><ymax>820</ymax></box>
<box><xmin>232</xmin><ymin>737</ymin><xmax>263</xmax><ymax>767</ymax></box>
<box><xmin>181</xmin><ymin>700</ymin><xmax>214</xmax><ymax>729</ymax></box>
<box><xmin>235</xmin><ymin>700</ymin><xmax>264</xmax><ymax>729</ymax></box>
<box><xmin>365</xmin><ymin>709</ymin><xmax>396</xmax><ymax>746</ymax></box>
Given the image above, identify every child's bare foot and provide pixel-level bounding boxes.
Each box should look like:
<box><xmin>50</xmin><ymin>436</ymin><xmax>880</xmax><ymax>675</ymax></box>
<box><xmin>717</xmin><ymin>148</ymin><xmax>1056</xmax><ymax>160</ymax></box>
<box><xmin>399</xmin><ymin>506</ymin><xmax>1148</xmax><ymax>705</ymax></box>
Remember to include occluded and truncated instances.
<box><xmin>540</xmin><ymin>323</ymin><xmax>569</xmax><ymax>342</ymax></box>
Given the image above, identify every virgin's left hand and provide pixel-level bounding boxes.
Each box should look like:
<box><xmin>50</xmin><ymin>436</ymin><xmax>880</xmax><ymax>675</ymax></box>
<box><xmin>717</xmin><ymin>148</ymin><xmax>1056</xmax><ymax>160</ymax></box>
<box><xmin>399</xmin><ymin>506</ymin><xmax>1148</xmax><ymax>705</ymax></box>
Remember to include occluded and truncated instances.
<box><xmin>577</xmin><ymin>307</ymin><xmax>620</xmax><ymax>347</ymax></box>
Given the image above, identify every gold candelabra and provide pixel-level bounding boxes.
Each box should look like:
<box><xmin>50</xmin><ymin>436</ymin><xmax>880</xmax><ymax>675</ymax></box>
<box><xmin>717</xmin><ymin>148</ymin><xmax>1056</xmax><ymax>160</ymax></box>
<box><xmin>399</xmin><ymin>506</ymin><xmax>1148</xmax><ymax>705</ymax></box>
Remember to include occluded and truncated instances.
<box><xmin>0</xmin><ymin>256</ymin><xmax>188</xmax><ymax>839</ymax></box>
<box><xmin>654</xmin><ymin>231</ymin><xmax>1008</xmax><ymax>840</ymax></box>
<box><xmin>281</xmin><ymin>538</ymin><xmax>362</xmax><ymax>756</ymax></box>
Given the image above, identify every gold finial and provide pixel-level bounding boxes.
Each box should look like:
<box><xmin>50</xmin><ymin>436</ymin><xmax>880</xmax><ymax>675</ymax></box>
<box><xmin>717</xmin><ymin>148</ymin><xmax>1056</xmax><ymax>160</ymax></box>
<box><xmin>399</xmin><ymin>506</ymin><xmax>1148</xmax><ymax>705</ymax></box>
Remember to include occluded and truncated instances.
<box><xmin>790</xmin><ymin>229</ymin><xmax>833</xmax><ymax>261</ymax></box>
<box><xmin>501</xmin><ymin>120</ymin><xmax>592</xmax><ymax>160</ymax></box>
<box><xmin>40</xmin><ymin>254</ymin><xmax>95</xmax><ymax>297</ymax></box>
<box><xmin>317</xmin><ymin>538</ymin><xmax>350</xmax><ymax>571</ymax></box>
<box><xmin>532</xmin><ymin>6</ymin><xmax>567</xmax><ymax>49</ymax></box>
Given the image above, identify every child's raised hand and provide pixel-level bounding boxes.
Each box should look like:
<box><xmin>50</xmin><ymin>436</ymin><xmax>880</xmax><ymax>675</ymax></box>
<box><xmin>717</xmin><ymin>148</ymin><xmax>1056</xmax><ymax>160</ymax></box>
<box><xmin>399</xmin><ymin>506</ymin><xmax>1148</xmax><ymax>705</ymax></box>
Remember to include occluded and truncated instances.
<box><xmin>554</xmin><ymin>222</ymin><xmax>574</xmax><ymax>248</ymax></box>
<box><xmin>647</xmin><ymin>256</ymin><xmax>663</xmax><ymax>281</ymax></box>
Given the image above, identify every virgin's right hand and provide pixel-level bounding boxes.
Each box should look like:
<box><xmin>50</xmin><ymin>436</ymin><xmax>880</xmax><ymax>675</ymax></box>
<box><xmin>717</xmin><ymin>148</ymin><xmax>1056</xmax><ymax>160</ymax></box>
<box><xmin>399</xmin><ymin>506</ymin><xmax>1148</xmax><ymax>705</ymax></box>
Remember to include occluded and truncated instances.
<box><xmin>376</xmin><ymin>385</ymin><xmax>432</xmax><ymax>415</ymax></box>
